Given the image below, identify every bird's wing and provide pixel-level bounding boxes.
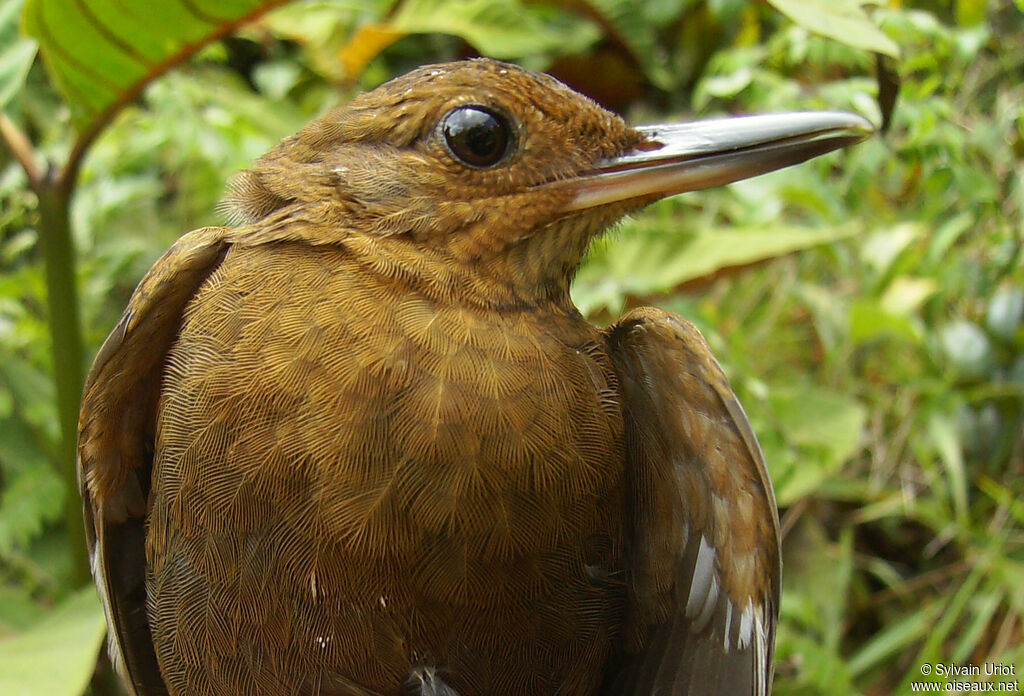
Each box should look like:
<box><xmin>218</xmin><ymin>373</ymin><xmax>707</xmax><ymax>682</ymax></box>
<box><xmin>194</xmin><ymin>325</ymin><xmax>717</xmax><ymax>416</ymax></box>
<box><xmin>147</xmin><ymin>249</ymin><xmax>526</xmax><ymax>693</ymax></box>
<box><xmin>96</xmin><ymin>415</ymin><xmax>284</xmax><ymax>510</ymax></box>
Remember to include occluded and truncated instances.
<box><xmin>78</xmin><ymin>226</ymin><xmax>230</xmax><ymax>696</ymax></box>
<box><xmin>603</xmin><ymin>307</ymin><xmax>781</xmax><ymax>696</ymax></box>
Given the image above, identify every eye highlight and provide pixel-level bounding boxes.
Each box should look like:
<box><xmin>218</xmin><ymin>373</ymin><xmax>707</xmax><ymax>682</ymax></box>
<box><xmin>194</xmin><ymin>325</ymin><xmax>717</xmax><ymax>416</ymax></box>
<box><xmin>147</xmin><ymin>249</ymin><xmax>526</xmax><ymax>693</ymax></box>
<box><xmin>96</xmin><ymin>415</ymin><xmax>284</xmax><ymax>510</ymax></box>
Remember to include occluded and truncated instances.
<box><xmin>441</xmin><ymin>106</ymin><xmax>514</xmax><ymax>168</ymax></box>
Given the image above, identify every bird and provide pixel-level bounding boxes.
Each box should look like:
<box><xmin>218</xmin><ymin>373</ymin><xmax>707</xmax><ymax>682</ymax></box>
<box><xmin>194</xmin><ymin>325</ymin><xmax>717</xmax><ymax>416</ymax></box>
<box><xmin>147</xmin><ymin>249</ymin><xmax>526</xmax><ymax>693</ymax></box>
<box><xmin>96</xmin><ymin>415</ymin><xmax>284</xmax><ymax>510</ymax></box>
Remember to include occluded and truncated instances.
<box><xmin>78</xmin><ymin>58</ymin><xmax>871</xmax><ymax>696</ymax></box>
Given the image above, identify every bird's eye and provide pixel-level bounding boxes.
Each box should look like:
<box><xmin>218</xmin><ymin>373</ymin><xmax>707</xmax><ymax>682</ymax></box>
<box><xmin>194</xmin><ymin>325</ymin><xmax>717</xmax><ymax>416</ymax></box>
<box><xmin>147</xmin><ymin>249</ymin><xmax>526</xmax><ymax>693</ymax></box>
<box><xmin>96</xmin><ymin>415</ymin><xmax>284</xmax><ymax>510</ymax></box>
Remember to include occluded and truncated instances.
<box><xmin>441</xmin><ymin>106</ymin><xmax>513</xmax><ymax>168</ymax></box>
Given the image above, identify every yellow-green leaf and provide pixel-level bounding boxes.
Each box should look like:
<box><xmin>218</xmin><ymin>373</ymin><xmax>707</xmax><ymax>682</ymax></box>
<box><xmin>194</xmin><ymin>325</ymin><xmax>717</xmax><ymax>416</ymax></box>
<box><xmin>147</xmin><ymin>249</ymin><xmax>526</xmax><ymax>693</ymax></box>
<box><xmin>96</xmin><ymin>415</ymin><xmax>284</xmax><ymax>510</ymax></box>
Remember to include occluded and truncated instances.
<box><xmin>0</xmin><ymin>587</ymin><xmax>106</xmax><ymax>696</ymax></box>
<box><xmin>767</xmin><ymin>0</ymin><xmax>900</xmax><ymax>57</ymax></box>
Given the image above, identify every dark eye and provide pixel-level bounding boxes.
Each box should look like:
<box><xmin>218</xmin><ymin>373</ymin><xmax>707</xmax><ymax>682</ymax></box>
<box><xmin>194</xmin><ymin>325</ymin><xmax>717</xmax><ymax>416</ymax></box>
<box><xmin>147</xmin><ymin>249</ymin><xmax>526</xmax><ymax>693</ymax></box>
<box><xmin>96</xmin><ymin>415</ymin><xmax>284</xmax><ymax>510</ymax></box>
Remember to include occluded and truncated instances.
<box><xmin>441</xmin><ymin>106</ymin><xmax>513</xmax><ymax>168</ymax></box>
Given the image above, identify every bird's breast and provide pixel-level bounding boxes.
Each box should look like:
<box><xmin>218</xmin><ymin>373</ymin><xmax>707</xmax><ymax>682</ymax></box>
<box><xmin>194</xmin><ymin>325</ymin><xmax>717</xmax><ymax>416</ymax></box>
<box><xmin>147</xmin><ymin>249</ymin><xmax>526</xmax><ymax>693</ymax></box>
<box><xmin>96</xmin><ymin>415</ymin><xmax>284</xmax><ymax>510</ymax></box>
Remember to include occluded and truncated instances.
<box><xmin>147</xmin><ymin>239</ymin><xmax>630</xmax><ymax>696</ymax></box>
<box><xmin>151</xmin><ymin>239</ymin><xmax>626</xmax><ymax>599</ymax></box>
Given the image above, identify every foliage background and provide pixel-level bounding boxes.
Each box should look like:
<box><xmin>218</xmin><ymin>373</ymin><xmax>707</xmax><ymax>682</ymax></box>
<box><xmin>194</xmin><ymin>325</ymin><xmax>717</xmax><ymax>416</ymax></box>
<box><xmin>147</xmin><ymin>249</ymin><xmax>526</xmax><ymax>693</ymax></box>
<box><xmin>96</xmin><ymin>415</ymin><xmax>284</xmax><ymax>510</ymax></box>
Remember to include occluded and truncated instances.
<box><xmin>0</xmin><ymin>0</ymin><xmax>1022</xmax><ymax>694</ymax></box>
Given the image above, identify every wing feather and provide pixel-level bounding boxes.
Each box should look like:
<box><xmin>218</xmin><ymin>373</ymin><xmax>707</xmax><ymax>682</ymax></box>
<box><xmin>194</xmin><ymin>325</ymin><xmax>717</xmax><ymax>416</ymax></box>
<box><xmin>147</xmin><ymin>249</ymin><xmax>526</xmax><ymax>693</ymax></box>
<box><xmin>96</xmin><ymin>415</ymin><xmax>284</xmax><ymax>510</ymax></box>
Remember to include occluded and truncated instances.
<box><xmin>603</xmin><ymin>307</ymin><xmax>780</xmax><ymax>696</ymax></box>
<box><xmin>78</xmin><ymin>227</ymin><xmax>230</xmax><ymax>696</ymax></box>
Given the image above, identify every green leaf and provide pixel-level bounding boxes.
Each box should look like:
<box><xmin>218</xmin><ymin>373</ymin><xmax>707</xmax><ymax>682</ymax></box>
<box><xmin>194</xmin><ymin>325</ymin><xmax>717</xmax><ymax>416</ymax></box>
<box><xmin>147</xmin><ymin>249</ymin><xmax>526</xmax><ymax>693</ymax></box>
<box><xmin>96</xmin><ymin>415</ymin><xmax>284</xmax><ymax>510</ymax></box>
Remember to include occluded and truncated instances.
<box><xmin>925</xmin><ymin>212</ymin><xmax>973</xmax><ymax>266</ymax></box>
<box><xmin>952</xmin><ymin>591</ymin><xmax>1002</xmax><ymax>662</ymax></box>
<box><xmin>955</xmin><ymin>0</ymin><xmax>988</xmax><ymax>27</ymax></box>
<box><xmin>849</xmin><ymin>298</ymin><xmax>923</xmax><ymax>345</ymax></box>
<box><xmin>0</xmin><ymin>413</ymin><xmax>49</xmax><ymax>476</ymax></box>
<box><xmin>391</xmin><ymin>0</ymin><xmax>599</xmax><ymax>58</ymax></box>
<box><xmin>22</xmin><ymin>0</ymin><xmax>291</xmax><ymax>131</ymax></box>
<box><xmin>927</xmin><ymin>410</ymin><xmax>969</xmax><ymax>527</ymax></box>
<box><xmin>880</xmin><ymin>276</ymin><xmax>937</xmax><ymax>316</ymax></box>
<box><xmin>0</xmin><ymin>586</ymin><xmax>106</xmax><ymax>696</ymax></box>
<box><xmin>336</xmin><ymin>0</ymin><xmax>599</xmax><ymax>78</ymax></box>
<box><xmin>260</xmin><ymin>0</ymin><xmax>389</xmax><ymax>81</ymax></box>
<box><xmin>573</xmin><ymin>218</ymin><xmax>860</xmax><ymax>316</ymax></box>
<box><xmin>0</xmin><ymin>355</ymin><xmax>57</xmax><ymax>444</ymax></box>
<box><xmin>0</xmin><ymin>0</ymin><xmax>37</xmax><ymax>111</ymax></box>
<box><xmin>777</xmin><ymin>520</ymin><xmax>857</xmax><ymax>691</ymax></box>
<box><xmin>901</xmin><ymin>563</ymin><xmax>986</xmax><ymax>692</ymax></box>
<box><xmin>767</xmin><ymin>0</ymin><xmax>900</xmax><ymax>57</ymax></box>
<box><xmin>860</xmin><ymin>223</ymin><xmax>923</xmax><ymax>276</ymax></box>
<box><xmin>0</xmin><ymin>459</ymin><xmax>65</xmax><ymax>555</ymax></box>
<box><xmin>767</xmin><ymin>383</ymin><xmax>867</xmax><ymax>504</ymax></box>
<box><xmin>252</xmin><ymin>59</ymin><xmax>302</xmax><ymax>101</ymax></box>
<box><xmin>978</xmin><ymin>476</ymin><xmax>1024</xmax><ymax>528</ymax></box>
<box><xmin>846</xmin><ymin>601</ymin><xmax>943</xmax><ymax>675</ymax></box>
<box><xmin>0</xmin><ymin>585</ymin><xmax>46</xmax><ymax>635</ymax></box>
<box><xmin>775</xmin><ymin>629</ymin><xmax>858</xmax><ymax>694</ymax></box>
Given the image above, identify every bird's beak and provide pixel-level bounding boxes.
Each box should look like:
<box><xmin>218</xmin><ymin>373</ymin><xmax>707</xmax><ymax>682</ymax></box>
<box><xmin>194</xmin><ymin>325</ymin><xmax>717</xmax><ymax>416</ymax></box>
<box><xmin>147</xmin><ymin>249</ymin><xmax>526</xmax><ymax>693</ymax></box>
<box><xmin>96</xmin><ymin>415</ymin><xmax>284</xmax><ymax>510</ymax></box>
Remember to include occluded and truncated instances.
<box><xmin>558</xmin><ymin>112</ymin><xmax>873</xmax><ymax>213</ymax></box>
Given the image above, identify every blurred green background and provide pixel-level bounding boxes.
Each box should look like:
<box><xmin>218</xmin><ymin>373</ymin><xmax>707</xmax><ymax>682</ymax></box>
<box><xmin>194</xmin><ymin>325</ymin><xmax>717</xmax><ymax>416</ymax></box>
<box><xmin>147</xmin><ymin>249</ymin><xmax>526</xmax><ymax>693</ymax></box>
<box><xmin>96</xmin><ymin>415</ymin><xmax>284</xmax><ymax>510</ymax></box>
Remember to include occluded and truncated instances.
<box><xmin>0</xmin><ymin>0</ymin><xmax>1021</xmax><ymax>694</ymax></box>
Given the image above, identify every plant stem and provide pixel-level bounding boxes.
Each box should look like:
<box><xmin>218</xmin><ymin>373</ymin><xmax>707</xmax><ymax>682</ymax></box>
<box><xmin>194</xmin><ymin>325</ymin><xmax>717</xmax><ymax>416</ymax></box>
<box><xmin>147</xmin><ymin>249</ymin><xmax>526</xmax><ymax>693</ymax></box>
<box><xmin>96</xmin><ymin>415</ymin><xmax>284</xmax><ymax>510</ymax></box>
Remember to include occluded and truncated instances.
<box><xmin>1</xmin><ymin>113</ymin><xmax>89</xmax><ymax>586</ymax></box>
<box><xmin>0</xmin><ymin>113</ymin><xmax>43</xmax><ymax>188</ymax></box>
<box><xmin>36</xmin><ymin>179</ymin><xmax>90</xmax><ymax>587</ymax></box>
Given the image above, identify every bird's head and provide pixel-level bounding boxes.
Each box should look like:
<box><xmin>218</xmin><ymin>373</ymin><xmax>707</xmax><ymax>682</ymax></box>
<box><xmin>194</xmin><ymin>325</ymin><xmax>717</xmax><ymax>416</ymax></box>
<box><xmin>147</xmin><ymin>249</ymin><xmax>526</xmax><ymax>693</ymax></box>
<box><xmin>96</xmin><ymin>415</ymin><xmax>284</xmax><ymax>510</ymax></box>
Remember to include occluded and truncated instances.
<box><xmin>227</xmin><ymin>59</ymin><xmax>871</xmax><ymax>306</ymax></box>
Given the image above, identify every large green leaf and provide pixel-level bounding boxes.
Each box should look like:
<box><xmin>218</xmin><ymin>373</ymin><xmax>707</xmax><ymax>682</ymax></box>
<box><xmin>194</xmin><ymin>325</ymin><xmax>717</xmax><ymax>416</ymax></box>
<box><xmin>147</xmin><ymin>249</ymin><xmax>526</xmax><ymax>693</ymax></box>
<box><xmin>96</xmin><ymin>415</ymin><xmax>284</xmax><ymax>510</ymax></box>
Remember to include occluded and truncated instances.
<box><xmin>573</xmin><ymin>219</ymin><xmax>861</xmax><ymax>316</ymax></box>
<box><xmin>22</xmin><ymin>0</ymin><xmax>291</xmax><ymax>132</ymax></box>
<box><xmin>767</xmin><ymin>0</ymin><xmax>899</xmax><ymax>57</ymax></box>
<box><xmin>0</xmin><ymin>586</ymin><xmax>106</xmax><ymax>696</ymax></box>
<box><xmin>0</xmin><ymin>0</ymin><xmax>37</xmax><ymax>111</ymax></box>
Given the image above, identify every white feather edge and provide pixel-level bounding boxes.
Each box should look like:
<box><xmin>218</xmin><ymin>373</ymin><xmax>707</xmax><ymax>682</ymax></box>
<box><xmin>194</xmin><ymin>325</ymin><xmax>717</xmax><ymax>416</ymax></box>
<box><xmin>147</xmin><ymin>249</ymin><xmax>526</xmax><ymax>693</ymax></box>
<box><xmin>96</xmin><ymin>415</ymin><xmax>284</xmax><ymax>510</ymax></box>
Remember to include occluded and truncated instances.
<box><xmin>682</xmin><ymin>533</ymin><xmax>773</xmax><ymax>694</ymax></box>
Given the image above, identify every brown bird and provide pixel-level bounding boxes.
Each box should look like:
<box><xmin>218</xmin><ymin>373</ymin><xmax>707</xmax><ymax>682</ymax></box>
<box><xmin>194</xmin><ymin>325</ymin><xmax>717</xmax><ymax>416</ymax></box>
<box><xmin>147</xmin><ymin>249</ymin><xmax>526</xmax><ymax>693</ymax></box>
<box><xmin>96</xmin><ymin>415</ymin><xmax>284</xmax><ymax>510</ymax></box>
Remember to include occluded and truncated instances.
<box><xmin>78</xmin><ymin>59</ymin><xmax>870</xmax><ymax>696</ymax></box>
